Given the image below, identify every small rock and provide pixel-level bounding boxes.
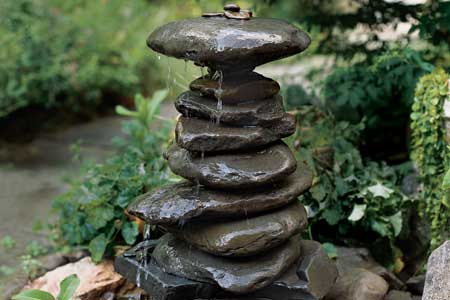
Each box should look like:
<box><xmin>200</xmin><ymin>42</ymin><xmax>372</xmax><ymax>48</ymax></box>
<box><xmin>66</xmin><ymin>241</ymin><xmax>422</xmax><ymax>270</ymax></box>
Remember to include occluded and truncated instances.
<box><xmin>422</xmin><ymin>240</ymin><xmax>450</xmax><ymax>300</ymax></box>
<box><xmin>175</xmin><ymin>92</ymin><xmax>286</xmax><ymax>126</ymax></box>
<box><xmin>335</xmin><ymin>247</ymin><xmax>404</xmax><ymax>290</ymax></box>
<box><xmin>190</xmin><ymin>72</ymin><xmax>280</xmax><ymax>103</ymax></box>
<box><xmin>297</xmin><ymin>240</ymin><xmax>338</xmax><ymax>299</ymax></box>
<box><xmin>386</xmin><ymin>290</ymin><xmax>413</xmax><ymax>300</ymax></box>
<box><xmin>406</xmin><ymin>275</ymin><xmax>425</xmax><ymax>295</ymax></box>
<box><xmin>324</xmin><ymin>268</ymin><xmax>389</xmax><ymax>300</ymax></box>
<box><xmin>24</xmin><ymin>257</ymin><xmax>125</xmax><ymax>300</ymax></box>
<box><xmin>175</xmin><ymin>115</ymin><xmax>295</xmax><ymax>152</ymax></box>
<box><xmin>224</xmin><ymin>4</ymin><xmax>240</xmax><ymax>12</ymax></box>
<box><xmin>168</xmin><ymin>201</ymin><xmax>307</xmax><ymax>257</ymax></box>
<box><xmin>152</xmin><ymin>234</ymin><xmax>302</xmax><ymax>294</ymax></box>
<box><xmin>127</xmin><ymin>166</ymin><xmax>312</xmax><ymax>226</ymax></box>
<box><xmin>224</xmin><ymin>10</ymin><xmax>251</xmax><ymax>20</ymax></box>
<box><xmin>101</xmin><ymin>291</ymin><xmax>115</xmax><ymax>300</ymax></box>
<box><xmin>166</xmin><ymin>142</ymin><xmax>297</xmax><ymax>189</ymax></box>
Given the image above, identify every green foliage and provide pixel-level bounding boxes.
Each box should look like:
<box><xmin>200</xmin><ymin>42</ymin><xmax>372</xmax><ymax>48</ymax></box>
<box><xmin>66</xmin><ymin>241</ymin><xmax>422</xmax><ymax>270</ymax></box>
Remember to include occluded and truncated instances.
<box><xmin>291</xmin><ymin>106</ymin><xmax>414</xmax><ymax>265</ymax></box>
<box><xmin>410</xmin><ymin>69</ymin><xmax>450</xmax><ymax>248</ymax></box>
<box><xmin>1</xmin><ymin>235</ymin><xmax>16</xmax><ymax>249</ymax></box>
<box><xmin>413</xmin><ymin>1</ymin><xmax>450</xmax><ymax>47</ymax></box>
<box><xmin>20</xmin><ymin>255</ymin><xmax>43</xmax><ymax>279</ymax></box>
<box><xmin>52</xmin><ymin>90</ymin><xmax>172</xmax><ymax>262</ymax></box>
<box><xmin>26</xmin><ymin>241</ymin><xmax>48</xmax><ymax>257</ymax></box>
<box><xmin>13</xmin><ymin>274</ymin><xmax>80</xmax><ymax>300</ymax></box>
<box><xmin>322</xmin><ymin>48</ymin><xmax>433</xmax><ymax>160</ymax></box>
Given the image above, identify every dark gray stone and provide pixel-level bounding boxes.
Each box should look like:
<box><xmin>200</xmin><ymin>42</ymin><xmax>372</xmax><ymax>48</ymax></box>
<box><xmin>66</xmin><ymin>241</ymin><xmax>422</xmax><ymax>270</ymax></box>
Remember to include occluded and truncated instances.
<box><xmin>175</xmin><ymin>92</ymin><xmax>286</xmax><ymax>127</ymax></box>
<box><xmin>189</xmin><ymin>72</ymin><xmax>280</xmax><ymax>103</ymax></box>
<box><xmin>175</xmin><ymin>115</ymin><xmax>296</xmax><ymax>152</ymax></box>
<box><xmin>152</xmin><ymin>234</ymin><xmax>302</xmax><ymax>294</ymax></box>
<box><xmin>115</xmin><ymin>240</ymin><xmax>330</xmax><ymax>300</ymax></box>
<box><xmin>297</xmin><ymin>240</ymin><xmax>338</xmax><ymax>299</ymax></box>
<box><xmin>406</xmin><ymin>275</ymin><xmax>425</xmax><ymax>295</ymax></box>
<box><xmin>168</xmin><ymin>202</ymin><xmax>308</xmax><ymax>257</ymax></box>
<box><xmin>127</xmin><ymin>166</ymin><xmax>312</xmax><ymax>226</ymax></box>
<box><xmin>423</xmin><ymin>240</ymin><xmax>450</xmax><ymax>300</ymax></box>
<box><xmin>166</xmin><ymin>142</ymin><xmax>297</xmax><ymax>189</ymax></box>
<box><xmin>147</xmin><ymin>17</ymin><xmax>310</xmax><ymax>71</ymax></box>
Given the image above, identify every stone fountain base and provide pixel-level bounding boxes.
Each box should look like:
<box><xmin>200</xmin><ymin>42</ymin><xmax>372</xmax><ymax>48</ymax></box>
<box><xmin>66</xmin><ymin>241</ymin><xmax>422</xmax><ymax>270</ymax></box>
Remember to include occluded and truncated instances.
<box><xmin>115</xmin><ymin>238</ymin><xmax>337</xmax><ymax>300</ymax></box>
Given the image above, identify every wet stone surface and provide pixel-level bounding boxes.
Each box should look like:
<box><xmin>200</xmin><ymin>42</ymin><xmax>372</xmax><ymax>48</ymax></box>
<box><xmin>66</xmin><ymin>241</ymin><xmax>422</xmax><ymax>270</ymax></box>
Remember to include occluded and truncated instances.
<box><xmin>175</xmin><ymin>92</ymin><xmax>286</xmax><ymax>126</ymax></box>
<box><xmin>127</xmin><ymin>166</ymin><xmax>313</xmax><ymax>226</ymax></box>
<box><xmin>147</xmin><ymin>17</ymin><xmax>311</xmax><ymax>71</ymax></box>
<box><xmin>189</xmin><ymin>72</ymin><xmax>280</xmax><ymax>103</ymax></box>
<box><xmin>152</xmin><ymin>234</ymin><xmax>302</xmax><ymax>294</ymax></box>
<box><xmin>175</xmin><ymin>115</ymin><xmax>296</xmax><ymax>152</ymax></box>
<box><xmin>167</xmin><ymin>201</ymin><xmax>308</xmax><ymax>257</ymax></box>
<box><xmin>165</xmin><ymin>142</ymin><xmax>297</xmax><ymax>189</ymax></box>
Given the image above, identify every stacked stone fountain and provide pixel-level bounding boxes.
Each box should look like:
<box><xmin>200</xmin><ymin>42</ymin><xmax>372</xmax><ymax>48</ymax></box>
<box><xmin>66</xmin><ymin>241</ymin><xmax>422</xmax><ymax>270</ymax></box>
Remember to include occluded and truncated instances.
<box><xmin>115</xmin><ymin>4</ymin><xmax>337</xmax><ymax>300</ymax></box>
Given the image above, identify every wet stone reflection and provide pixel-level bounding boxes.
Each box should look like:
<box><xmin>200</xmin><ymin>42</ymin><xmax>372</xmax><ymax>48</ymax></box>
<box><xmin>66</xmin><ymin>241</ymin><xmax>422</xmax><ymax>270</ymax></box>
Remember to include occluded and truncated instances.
<box><xmin>115</xmin><ymin>4</ymin><xmax>338</xmax><ymax>300</ymax></box>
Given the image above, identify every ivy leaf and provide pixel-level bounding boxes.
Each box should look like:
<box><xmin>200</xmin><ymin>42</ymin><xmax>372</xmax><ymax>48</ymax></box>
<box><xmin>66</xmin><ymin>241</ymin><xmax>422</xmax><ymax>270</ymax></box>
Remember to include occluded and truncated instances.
<box><xmin>322</xmin><ymin>242</ymin><xmax>338</xmax><ymax>259</ymax></box>
<box><xmin>348</xmin><ymin>204</ymin><xmax>367</xmax><ymax>221</ymax></box>
<box><xmin>57</xmin><ymin>275</ymin><xmax>80</xmax><ymax>300</ymax></box>
<box><xmin>89</xmin><ymin>234</ymin><xmax>108</xmax><ymax>263</ymax></box>
<box><xmin>121</xmin><ymin>221</ymin><xmax>139</xmax><ymax>245</ymax></box>
<box><xmin>442</xmin><ymin>168</ymin><xmax>450</xmax><ymax>189</ymax></box>
<box><xmin>323</xmin><ymin>208</ymin><xmax>342</xmax><ymax>225</ymax></box>
<box><xmin>370</xmin><ymin>220</ymin><xmax>390</xmax><ymax>237</ymax></box>
<box><xmin>13</xmin><ymin>290</ymin><xmax>55</xmax><ymax>300</ymax></box>
<box><xmin>367</xmin><ymin>183</ymin><xmax>394</xmax><ymax>198</ymax></box>
<box><xmin>86</xmin><ymin>206</ymin><xmax>115</xmax><ymax>229</ymax></box>
<box><xmin>387</xmin><ymin>212</ymin><xmax>403</xmax><ymax>237</ymax></box>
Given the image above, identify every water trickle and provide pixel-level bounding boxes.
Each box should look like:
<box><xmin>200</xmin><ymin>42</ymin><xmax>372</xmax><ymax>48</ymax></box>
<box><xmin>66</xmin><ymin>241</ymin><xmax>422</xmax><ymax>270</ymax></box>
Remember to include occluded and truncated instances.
<box><xmin>144</xmin><ymin>224</ymin><xmax>151</xmax><ymax>240</ymax></box>
<box><xmin>215</xmin><ymin>70</ymin><xmax>224</xmax><ymax>124</ymax></box>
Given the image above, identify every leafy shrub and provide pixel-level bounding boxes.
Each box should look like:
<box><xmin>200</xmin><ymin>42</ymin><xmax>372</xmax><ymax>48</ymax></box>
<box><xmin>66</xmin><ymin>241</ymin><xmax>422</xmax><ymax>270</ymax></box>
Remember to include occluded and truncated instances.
<box><xmin>410</xmin><ymin>69</ymin><xmax>450</xmax><ymax>248</ymax></box>
<box><xmin>51</xmin><ymin>90</ymin><xmax>172</xmax><ymax>262</ymax></box>
<box><xmin>290</xmin><ymin>105</ymin><xmax>414</xmax><ymax>266</ymax></box>
<box><xmin>0</xmin><ymin>0</ymin><xmax>167</xmax><ymax>118</ymax></box>
<box><xmin>322</xmin><ymin>48</ymin><xmax>433</xmax><ymax>161</ymax></box>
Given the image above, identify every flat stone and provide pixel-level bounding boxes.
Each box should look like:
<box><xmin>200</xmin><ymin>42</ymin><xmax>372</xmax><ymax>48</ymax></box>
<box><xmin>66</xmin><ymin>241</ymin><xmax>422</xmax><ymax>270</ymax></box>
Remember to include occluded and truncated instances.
<box><xmin>115</xmin><ymin>240</ymin><xmax>332</xmax><ymax>300</ymax></box>
<box><xmin>166</xmin><ymin>142</ymin><xmax>297</xmax><ymax>188</ymax></box>
<box><xmin>297</xmin><ymin>240</ymin><xmax>338</xmax><ymax>299</ymax></box>
<box><xmin>175</xmin><ymin>116</ymin><xmax>296</xmax><ymax>152</ymax></box>
<box><xmin>168</xmin><ymin>201</ymin><xmax>307</xmax><ymax>257</ymax></box>
<box><xmin>147</xmin><ymin>18</ymin><xmax>311</xmax><ymax>71</ymax></box>
<box><xmin>386</xmin><ymin>290</ymin><xmax>414</xmax><ymax>300</ymax></box>
<box><xmin>175</xmin><ymin>92</ymin><xmax>286</xmax><ymax>126</ymax></box>
<box><xmin>152</xmin><ymin>234</ymin><xmax>302</xmax><ymax>294</ymax></box>
<box><xmin>422</xmin><ymin>240</ymin><xmax>450</xmax><ymax>300</ymax></box>
<box><xmin>127</xmin><ymin>166</ymin><xmax>312</xmax><ymax>226</ymax></box>
<box><xmin>324</xmin><ymin>268</ymin><xmax>389</xmax><ymax>300</ymax></box>
<box><xmin>189</xmin><ymin>72</ymin><xmax>280</xmax><ymax>103</ymax></box>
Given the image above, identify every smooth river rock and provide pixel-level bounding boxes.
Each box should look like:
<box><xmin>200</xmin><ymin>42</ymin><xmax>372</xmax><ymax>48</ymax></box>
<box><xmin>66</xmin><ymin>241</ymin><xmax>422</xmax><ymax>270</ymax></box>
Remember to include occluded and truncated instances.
<box><xmin>175</xmin><ymin>115</ymin><xmax>296</xmax><ymax>152</ymax></box>
<box><xmin>147</xmin><ymin>17</ymin><xmax>311</xmax><ymax>71</ymax></box>
<box><xmin>127</xmin><ymin>166</ymin><xmax>312</xmax><ymax>226</ymax></box>
<box><xmin>189</xmin><ymin>72</ymin><xmax>280</xmax><ymax>103</ymax></box>
<box><xmin>166</xmin><ymin>142</ymin><xmax>297</xmax><ymax>189</ymax></box>
<box><xmin>175</xmin><ymin>91</ymin><xmax>286</xmax><ymax>126</ymax></box>
<box><xmin>152</xmin><ymin>234</ymin><xmax>302</xmax><ymax>294</ymax></box>
<box><xmin>168</xmin><ymin>201</ymin><xmax>307</xmax><ymax>257</ymax></box>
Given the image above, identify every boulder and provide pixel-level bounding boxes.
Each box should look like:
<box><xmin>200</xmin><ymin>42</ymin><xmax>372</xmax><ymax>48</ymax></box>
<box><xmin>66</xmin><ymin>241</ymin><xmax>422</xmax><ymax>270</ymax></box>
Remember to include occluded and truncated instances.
<box><xmin>324</xmin><ymin>268</ymin><xmax>389</xmax><ymax>300</ymax></box>
<box><xmin>175</xmin><ymin>115</ymin><xmax>296</xmax><ymax>152</ymax></box>
<box><xmin>127</xmin><ymin>166</ymin><xmax>312</xmax><ymax>226</ymax></box>
<box><xmin>422</xmin><ymin>240</ymin><xmax>450</xmax><ymax>300</ymax></box>
<box><xmin>168</xmin><ymin>201</ymin><xmax>307</xmax><ymax>257</ymax></box>
<box><xmin>165</xmin><ymin>142</ymin><xmax>297</xmax><ymax>189</ymax></box>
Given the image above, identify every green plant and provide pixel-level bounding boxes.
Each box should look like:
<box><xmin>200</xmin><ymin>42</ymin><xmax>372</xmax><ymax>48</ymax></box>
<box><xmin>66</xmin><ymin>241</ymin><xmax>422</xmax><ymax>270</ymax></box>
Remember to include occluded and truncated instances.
<box><xmin>26</xmin><ymin>241</ymin><xmax>48</xmax><ymax>258</ymax></box>
<box><xmin>290</xmin><ymin>106</ymin><xmax>414</xmax><ymax>266</ymax></box>
<box><xmin>410</xmin><ymin>69</ymin><xmax>450</xmax><ymax>248</ymax></box>
<box><xmin>322</xmin><ymin>48</ymin><xmax>433</xmax><ymax>161</ymax></box>
<box><xmin>51</xmin><ymin>90</ymin><xmax>172</xmax><ymax>262</ymax></box>
<box><xmin>20</xmin><ymin>255</ymin><xmax>43</xmax><ymax>279</ymax></box>
<box><xmin>1</xmin><ymin>235</ymin><xmax>16</xmax><ymax>249</ymax></box>
<box><xmin>13</xmin><ymin>274</ymin><xmax>80</xmax><ymax>300</ymax></box>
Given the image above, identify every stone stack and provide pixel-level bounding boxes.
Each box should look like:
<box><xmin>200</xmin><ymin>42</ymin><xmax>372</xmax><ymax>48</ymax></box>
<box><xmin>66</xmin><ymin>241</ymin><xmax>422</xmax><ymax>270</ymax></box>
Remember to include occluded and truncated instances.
<box><xmin>115</xmin><ymin>5</ymin><xmax>337</xmax><ymax>300</ymax></box>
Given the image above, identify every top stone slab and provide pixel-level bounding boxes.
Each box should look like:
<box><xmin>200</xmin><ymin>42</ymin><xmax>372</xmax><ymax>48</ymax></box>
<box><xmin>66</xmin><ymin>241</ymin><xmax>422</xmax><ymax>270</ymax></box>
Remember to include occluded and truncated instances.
<box><xmin>147</xmin><ymin>17</ymin><xmax>311</xmax><ymax>71</ymax></box>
